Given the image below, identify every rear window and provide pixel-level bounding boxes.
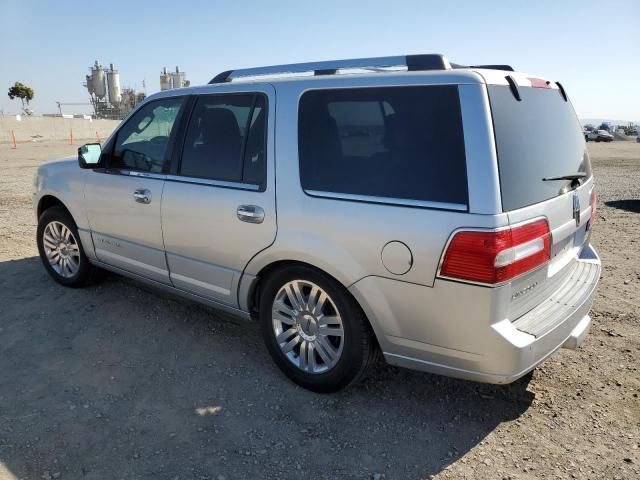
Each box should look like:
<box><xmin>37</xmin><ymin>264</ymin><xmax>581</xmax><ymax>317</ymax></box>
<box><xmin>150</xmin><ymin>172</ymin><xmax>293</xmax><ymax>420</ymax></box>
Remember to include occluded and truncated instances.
<box><xmin>488</xmin><ymin>85</ymin><xmax>591</xmax><ymax>211</ymax></box>
<box><xmin>298</xmin><ymin>86</ymin><xmax>468</xmax><ymax>206</ymax></box>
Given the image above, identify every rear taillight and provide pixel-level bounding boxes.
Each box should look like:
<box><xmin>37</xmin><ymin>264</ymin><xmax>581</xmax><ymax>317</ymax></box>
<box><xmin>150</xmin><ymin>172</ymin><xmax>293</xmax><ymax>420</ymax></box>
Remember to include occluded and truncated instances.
<box><xmin>589</xmin><ymin>189</ymin><xmax>597</xmax><ymax>226</ymax></box>
<box><xmin>440</xmin><ymin>219</ymin><xmax>551</xmax><ymax>285</ymax></box>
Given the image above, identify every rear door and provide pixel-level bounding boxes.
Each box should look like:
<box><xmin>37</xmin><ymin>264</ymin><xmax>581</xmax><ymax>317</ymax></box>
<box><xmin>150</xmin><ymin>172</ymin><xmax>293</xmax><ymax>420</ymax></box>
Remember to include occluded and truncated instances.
<box><xmin>485</xmin><ymin>76</ymin><xmax>595</xmax><ymax>316</ymax></box>
<box><xmin>161</xmin><ymin>87</ymin><xmax>276</xmax><ymax>307</ymax></box>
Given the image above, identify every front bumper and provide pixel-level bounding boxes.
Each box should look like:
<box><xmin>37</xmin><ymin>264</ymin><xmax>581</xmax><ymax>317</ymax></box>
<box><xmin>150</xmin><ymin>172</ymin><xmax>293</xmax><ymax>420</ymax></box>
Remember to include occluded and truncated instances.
<box><xmin>350</xmin><ymin>244</ymin><xmax>601</xmax><ymax>384</ymax></box>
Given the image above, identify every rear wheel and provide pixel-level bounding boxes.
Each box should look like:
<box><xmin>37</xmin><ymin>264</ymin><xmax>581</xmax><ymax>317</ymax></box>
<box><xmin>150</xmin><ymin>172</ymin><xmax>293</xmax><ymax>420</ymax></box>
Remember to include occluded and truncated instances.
<box><xmin>259</xmin><ymin>265</ymin><xmax>378</xmax><ymax>392</ymax></box>
<box><xmin>37</xmin><ymin>206</ymin><xmax>99</xmax><ymax>287</ymax></box>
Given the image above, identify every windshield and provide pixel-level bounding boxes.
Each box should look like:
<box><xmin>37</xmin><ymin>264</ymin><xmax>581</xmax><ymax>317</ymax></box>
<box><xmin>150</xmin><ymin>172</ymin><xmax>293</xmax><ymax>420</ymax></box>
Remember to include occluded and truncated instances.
<box><xmin>488</xmin><ymin>85</ymin><xmax>591</xmax><ymax>211</ymax></box>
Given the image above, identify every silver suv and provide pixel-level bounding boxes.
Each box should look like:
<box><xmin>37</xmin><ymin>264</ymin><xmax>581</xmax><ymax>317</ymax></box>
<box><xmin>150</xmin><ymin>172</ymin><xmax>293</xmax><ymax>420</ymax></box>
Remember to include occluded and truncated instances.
<box><xmin>33</xmin><ymin>54</ymin><xmax>601</xmax><ymax>392</ymax></box>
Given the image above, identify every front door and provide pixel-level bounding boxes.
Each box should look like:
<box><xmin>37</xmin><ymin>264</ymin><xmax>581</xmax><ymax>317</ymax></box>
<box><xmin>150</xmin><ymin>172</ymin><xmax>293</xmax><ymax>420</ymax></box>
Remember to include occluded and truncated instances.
<box><xmin>84</xmin><ymin>96</ymin><xmax>185</xmax><ymax>284</ymax></box>
<box><xmin>161</xmin><ymin>88</ymin><xmax>276</xmax><ymax>306</ymax></box>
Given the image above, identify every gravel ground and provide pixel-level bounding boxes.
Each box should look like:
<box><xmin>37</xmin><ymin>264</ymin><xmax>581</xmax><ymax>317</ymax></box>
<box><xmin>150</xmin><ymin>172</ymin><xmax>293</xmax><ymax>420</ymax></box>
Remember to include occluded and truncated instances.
<box><xmin>0</xmin><ymin>140</ymin><xmax>638</xmax><ymax>480</ymax></box>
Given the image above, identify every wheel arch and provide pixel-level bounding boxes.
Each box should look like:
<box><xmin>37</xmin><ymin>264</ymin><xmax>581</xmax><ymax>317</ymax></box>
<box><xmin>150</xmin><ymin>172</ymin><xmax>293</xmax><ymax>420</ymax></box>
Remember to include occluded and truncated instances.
<box><xmin>36</xmin><ymin>194</ymin><xmax>96</xmax><ymax>261</ymax></box>
<box><xmin>244</xmin><ymin>258</ymin><xmax>382</xmax><ymax>352</ymax></box>
<box><xmin>245</xmin><ymin>259</ymin><xmax>345</xmax><ymax>315</ymax></box>
<box><xmin>38</xmin><ymin>195</ymin><xmax>73</xmax><ymax>220</ymax></box>
<box><xmin>239</xmin><ymin>237</ymin><xmax>369</xmax><ymax>313</ymax></box>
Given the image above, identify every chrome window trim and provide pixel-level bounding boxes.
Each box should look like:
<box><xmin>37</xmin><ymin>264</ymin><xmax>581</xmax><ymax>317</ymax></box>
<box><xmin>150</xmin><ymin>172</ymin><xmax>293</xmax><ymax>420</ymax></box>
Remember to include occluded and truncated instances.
<box><xmin>100</xmin><ymin>169</ymin><xmax>166</xmax><ymax>180</ymax></box>
<box><xmin>304</xmin><ymin>189</ymin><xmax>468</xmax><ymax>211</ymax></box>
<box><xmin>103</xmin><ymin>170</ymin><xmax>261</xmax><ymax>191</ymax></box>
<box><xmin>126</xmin><ymin>170</ymin><xmax>166</xmax><ymax>179</ymax></box>
<box><xmin>164</xmin><ymin>174</ymin><xmax>261</xmax><ymax>191</ymax></box>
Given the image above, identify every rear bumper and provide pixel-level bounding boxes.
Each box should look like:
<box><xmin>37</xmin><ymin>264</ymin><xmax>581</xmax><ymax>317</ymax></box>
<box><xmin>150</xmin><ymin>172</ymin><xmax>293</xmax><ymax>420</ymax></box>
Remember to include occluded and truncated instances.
<box><xmin>350</xmin><ymin>244</ymin><xmax>601</xmax><ymax>384</ymax></box>
<box><xmin>562</xmin><ymin>315</ymin><xmax>592</xmax><ymax>350</ymax></box>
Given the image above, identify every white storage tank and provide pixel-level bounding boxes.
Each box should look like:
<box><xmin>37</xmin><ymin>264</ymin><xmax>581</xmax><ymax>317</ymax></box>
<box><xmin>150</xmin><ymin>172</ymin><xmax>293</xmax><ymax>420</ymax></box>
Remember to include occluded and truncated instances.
<box><xmin>85</xmin><ymin>74</ymin><xmax>95</xmax><ymax>95</ymax></box>
<box><xmin>106</xmin><ymin>63</ymin><xmax>122</xmax><ymax>104</ymax></box>
<box><xmin>160</xmin><ymin>67</ymin><xmax>172</xmax><ymax>91</ymax></box>
<box><xmin>171</xmin><ymin>65</ymin><xmax>186</xmax><ymax>89</ymax></box>
<box><xmin>91</xmin><ymin>61</ymin><xmax>106</xmax><ymax>99</ymax></box>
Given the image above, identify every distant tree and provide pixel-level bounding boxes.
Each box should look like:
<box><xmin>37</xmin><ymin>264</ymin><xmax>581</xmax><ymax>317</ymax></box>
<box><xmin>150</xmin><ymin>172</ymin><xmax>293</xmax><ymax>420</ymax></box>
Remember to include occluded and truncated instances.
<box><xmin>7</xmin><ymin>82</ymin><xmax>34</xmax><ymax>111</ymax></box>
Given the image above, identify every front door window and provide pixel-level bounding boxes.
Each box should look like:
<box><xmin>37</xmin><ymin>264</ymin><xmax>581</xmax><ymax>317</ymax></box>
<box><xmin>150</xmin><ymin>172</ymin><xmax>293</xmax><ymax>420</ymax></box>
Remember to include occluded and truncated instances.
<box><xmin>111</xmin><ymin>97</ymin><xmax>184</xmax><ymax>173</ymax></box>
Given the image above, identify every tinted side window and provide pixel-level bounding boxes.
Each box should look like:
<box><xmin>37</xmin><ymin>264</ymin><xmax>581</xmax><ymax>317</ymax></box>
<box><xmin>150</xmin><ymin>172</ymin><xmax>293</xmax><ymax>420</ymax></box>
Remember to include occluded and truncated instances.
<box><xmin>298</xmin><ymin>86</ymin><xmax>468</xmax><ymax>205</ymax></box>
<box><xmin>112</xmin><ymin>97</ymin><xmax>184</xmax><ymax>172</ymax></box>
<box><xmin>180</xmin><ymin>94</ymin><xmax>267</xmax><ymax>186</ymax></box>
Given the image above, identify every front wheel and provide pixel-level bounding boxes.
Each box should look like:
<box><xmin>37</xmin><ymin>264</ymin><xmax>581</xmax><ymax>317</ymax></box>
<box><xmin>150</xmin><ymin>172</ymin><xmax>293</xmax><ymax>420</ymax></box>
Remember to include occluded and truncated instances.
<box><xmin>37</xmin><ymin>206</ymin><xmax>99</xmax><ymax>287</ymax></box>
<box><xmin>259</xmin><ymin>265</ymin><xmax>378</xmax><ymax>392</ymax></box>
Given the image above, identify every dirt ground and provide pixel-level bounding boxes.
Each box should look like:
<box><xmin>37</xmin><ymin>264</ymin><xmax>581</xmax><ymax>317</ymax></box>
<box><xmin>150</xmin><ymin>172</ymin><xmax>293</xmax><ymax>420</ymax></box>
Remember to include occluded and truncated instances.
<box><xmin>0</xmin><ymin>140</ymin><xmax>638</xmax><ymax>480</ymax></box>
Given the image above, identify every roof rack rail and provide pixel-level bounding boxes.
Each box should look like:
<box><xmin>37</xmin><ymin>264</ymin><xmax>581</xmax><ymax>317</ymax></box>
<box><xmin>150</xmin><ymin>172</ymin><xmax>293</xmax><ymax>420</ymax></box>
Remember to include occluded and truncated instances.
<box><xmin>467</xmin><ymin>64</ymin><xmax>514</xmax><ymax>71</ymax></box>
<box><xmin>208</xmin><ymin>54</ymin><xmax>452</xmax><ymax>84</ymax></box>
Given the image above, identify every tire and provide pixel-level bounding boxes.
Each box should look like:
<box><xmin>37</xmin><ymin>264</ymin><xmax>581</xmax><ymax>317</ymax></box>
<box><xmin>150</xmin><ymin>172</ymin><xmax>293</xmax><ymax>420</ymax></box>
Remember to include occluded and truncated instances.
<box><xmin>258</xmin><ymin>265</ymin><xmax>378</xmax><ymax>393</ymax></box>
<box><xmin>37</xmin><ymin>206</ymin><xmax>99</xmax><ymax>287</ymax></box>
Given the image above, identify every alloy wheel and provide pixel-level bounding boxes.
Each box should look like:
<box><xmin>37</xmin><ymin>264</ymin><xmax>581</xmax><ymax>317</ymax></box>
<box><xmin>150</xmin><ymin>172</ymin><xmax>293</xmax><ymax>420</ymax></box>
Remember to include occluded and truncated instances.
<box><xmin>272</xmin><ymin>280</ymin><xmax>345</xmax><ymax>374</ymax></box>
<box><xmin>42</xmin><ymin>221</ymin><xmax>81</xmax><ymax>278</ymax></box>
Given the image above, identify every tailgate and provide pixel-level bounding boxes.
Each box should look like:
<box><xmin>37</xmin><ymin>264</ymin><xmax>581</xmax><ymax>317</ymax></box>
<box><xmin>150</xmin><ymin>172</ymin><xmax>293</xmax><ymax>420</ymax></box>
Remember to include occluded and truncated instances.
<box><xmin>486</xmin><ymin>77</ymin><xmax>596</xmax><ymax>320</ymax></box>
<box><xmin>506</xmin><ymin>180</ymin><xmax>594</xmax><ymax>320</ymax></box>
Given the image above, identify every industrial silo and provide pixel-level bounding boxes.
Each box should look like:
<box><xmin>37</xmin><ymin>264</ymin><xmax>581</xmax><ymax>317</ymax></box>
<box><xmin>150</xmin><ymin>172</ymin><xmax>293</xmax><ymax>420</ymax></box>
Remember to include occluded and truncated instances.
<box><xmin>85</xmin><ymin>74</ymin><xmax>95</xmax><ymax>96</ymax></box>
<box><xmin>171</xmin><ymin>66</ymin><xmax>186</xmax><ymax>89</ymax></box>
<box><xmin>91</xmin><ymin>61</ymin><xmax>107</xmax><ymax>99</ymax></box>
<box><xmin>106</xmin><ymin>63</ymin><xmax>122</xmax><ymax>104</ymax></box>
<box><xmin>160</xmin><ymin>67</ymin><xmax>172</xmax><ymax>91</ymax></box>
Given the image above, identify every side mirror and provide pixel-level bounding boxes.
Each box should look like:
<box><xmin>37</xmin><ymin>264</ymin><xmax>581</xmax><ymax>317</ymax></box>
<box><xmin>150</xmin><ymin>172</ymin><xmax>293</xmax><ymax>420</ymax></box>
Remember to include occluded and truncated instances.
<box><xmin>78</xmin><ymin>143</ymin><xmax>102</xmax><ymax>169</ymax></box>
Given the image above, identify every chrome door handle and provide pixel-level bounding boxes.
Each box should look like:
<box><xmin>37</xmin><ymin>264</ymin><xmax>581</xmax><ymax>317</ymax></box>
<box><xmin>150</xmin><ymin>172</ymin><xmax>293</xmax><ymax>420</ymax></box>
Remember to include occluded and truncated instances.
<box><xmin>237</xmin><ymin>205</ymin><xmax>265</xmax><ymax>224</ymax></box>
<box><xmin>133</xmin><ymin>188</ymin><xmax>152</xmax><ymax>204</ymax></box>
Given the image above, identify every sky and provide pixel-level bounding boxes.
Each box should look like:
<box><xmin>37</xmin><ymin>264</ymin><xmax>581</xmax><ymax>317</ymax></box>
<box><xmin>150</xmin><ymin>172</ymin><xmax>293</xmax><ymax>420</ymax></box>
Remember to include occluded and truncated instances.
<box><xmin>0</xmin><ymin>0</ymin><xmax>638</xmax><ymax>122</ymax></box>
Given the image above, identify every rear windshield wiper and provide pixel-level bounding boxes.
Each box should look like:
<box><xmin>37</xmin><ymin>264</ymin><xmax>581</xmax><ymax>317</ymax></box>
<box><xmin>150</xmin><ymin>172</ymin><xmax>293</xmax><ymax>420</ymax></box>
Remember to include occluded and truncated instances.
<box><xmin>542</xmin><ymin>173</ymin><xmax>587</xmax><ymax>182</ymax></box>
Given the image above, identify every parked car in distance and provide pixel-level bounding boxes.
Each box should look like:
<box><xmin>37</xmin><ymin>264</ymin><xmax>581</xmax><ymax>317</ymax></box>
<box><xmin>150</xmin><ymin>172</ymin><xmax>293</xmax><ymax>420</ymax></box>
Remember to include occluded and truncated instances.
<box><xmin>33</xmin><ymin>54</ymin><xmax>600</xmax><ymax>392</ymax></box>
<box><xmin>586</xmin><ymin>129</ymin><xmax>614</xmax><ymax>142</ymax></box>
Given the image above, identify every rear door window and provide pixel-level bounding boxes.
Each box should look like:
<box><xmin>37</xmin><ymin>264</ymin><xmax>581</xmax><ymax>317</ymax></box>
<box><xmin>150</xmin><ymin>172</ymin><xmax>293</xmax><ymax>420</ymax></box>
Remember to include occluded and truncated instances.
<box><xmin>180</xmin><ymin>93</ymin><xmax>267</xmax><ymax>187</ymax></box>
<box><xmin>298</xmin><ymin>86</ymin><xmax>468</xmax><ymax>206</ymax></box>
<box><xmin>488</xmin><ymin>85</ymin><xmax>591</xmax><ymax>211</ymax></box>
